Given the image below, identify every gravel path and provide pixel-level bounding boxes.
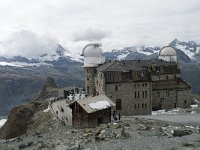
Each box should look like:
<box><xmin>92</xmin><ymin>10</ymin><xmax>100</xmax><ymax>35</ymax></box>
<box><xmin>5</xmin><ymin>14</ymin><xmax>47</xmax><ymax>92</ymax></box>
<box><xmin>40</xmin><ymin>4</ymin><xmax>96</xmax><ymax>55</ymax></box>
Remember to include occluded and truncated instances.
<box><xmin>131</xmin><ymin>114</ymin><xmax>200</xmax><ymax>125</ymax></box>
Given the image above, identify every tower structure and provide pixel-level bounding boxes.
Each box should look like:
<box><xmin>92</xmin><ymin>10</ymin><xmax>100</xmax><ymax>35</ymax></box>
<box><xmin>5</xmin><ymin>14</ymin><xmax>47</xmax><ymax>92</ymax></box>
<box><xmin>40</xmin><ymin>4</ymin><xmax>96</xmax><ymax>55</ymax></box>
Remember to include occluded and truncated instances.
<box><xmin>81</xmin><ymin>43</ymin><xmax>105</xmax><ymax>96</ymax></box>
<box><xmin>159</xmin><ymin>46</ymin><xmax>177</xmax><ymax>62</ymax></box>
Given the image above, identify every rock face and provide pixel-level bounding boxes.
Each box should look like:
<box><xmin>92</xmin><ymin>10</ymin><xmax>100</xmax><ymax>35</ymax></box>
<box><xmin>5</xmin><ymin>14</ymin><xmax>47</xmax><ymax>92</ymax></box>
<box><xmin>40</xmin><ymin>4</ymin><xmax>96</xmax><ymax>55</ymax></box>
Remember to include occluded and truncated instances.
<box><xmin>0</xmin><ymin>104</ymin><xmax>34</xmax><ymax>139</ymax></box>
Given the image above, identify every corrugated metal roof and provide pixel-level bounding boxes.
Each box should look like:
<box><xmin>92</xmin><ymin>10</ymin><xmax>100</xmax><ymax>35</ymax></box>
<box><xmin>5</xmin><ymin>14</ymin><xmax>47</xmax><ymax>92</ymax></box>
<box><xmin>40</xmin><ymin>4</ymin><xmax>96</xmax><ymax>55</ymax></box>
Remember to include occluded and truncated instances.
<box><xmin>70</xmin><ymin>95</ymin><xmax>115</xmax><ymax>114</ymax></box>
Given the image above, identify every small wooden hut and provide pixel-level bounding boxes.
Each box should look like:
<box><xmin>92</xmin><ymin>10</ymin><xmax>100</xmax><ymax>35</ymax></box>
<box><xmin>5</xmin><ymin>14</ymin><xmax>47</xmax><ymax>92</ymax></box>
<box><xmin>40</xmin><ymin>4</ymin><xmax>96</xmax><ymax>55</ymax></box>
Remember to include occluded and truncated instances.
<box><xmin>69</xmin><ymin>95</ymin><xmax>115</xmax><ymax>128</ymax></box>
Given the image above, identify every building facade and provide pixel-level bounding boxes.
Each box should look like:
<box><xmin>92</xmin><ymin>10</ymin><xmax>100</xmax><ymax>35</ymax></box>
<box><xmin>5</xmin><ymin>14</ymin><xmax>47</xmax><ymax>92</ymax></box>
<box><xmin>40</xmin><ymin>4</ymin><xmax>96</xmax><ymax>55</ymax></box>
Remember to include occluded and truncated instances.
<box><xmin>82</xmin><ymin>44</ymin><xmax>192</xmax><ymax>116</ymax></box>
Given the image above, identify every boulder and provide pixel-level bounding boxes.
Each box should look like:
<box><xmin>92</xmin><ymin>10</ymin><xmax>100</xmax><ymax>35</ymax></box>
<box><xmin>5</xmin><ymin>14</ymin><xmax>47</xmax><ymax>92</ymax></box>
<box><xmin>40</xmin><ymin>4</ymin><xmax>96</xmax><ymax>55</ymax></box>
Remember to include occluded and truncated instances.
<box><xmin>173</xmin><ymin>129</ymin><xmax>192</xmax><ymax>137</ymax></box>
<box><xmin>0</xmin><ymin>104</ymin><xmax>34</xmax><ymax>139</ymax></box>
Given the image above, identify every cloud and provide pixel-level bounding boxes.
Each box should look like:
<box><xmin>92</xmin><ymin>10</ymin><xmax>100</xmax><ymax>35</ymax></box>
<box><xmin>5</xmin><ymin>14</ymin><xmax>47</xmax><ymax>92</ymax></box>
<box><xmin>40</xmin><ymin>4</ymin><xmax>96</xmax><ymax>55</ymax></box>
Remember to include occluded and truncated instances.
<box><xmin>0</xmin><ymin>29</ymin><xmax>58</xmax><ymax>57</ymax></box>
<box><xmin>0</xmin><ymin>0</ymin><xmax>200</xmax><ymax>54</ymax></box>
<box><xmin>72</xmin><ymin>28</ymin><xmax>111</xmax><ymax>42</ymax></box>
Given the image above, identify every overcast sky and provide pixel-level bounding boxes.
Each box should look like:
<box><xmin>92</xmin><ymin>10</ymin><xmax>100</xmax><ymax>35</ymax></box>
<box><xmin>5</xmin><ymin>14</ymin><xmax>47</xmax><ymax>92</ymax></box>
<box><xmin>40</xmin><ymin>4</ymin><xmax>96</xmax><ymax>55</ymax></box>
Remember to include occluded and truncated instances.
<box><xmin>0</xmin><ymin>0</ymin><xmax>200</xmax><ymax>57</ymax></box>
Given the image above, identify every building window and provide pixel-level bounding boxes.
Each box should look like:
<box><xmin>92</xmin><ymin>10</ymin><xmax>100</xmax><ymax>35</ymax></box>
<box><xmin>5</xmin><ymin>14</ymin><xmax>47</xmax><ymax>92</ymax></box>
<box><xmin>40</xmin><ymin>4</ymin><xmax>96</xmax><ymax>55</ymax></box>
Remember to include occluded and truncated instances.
<box><xmin>115</xmin><ymin>85</ymin><xmax>118</xmax><ymax>91</ymax></box>
<box><xmin>87</xmin><ymin>86</ymin><xmax>89</xmax><ymax>93</ymax></box>
<box><xmin>166</xmin><ymin>75</ymin><xmax>169</xmax><ymax>80</ymax></box>
<box><xmin>145</xmin><ymin>83</ymin><xmax>147</xmax><ymax>87</ymax></box>
<box><xmin>142</xmin><ymin>103</ymin><xmax>144</xmax><ymax>108</ymax></box>
<box><xmin>116</xmin><ymin>99</ymin><xmax>121</xmax><ymax>110</ymax></box>
<box><xmin>142</xmin><ymin>83</ymin><xmax>144</xmax><ymax>87</ymax></box>
<box><xmin>166</xmin><ymin>90</ymin><xmax>169</xmax><ymax>97</ymax></box>
<box><xmin>157</xmin><ymin>91</ymin><xmax>160</xmax><ymax>97</ymax></box>
<box><xmin>138</xmin><ymin>91</ymin><xmax>140</xmax><ymax>98</ymax></box>
<box><xmin>138</xmin><ymin>104</ymin><xmax>139</xmax><ymax>109</ymax></box>
<box><xmin>142</xmin><ymin>91</ymin><xmax>145</xmax><ymax>98</ymax></box>
<box><xmin>135</xmin><ymin>92</ymin><xmax>137</xmax><ymax>99</ymax></box>
<box><xmin>145</xmin><ymin>91</ymin><xmax>147</xmax><ymax>98</ymax></box>
<box><xmin>184</xmin><ymin>100</ymin><xmax>187</xmax><ymax>104</ymax></box>
<box><xmin>115</xmin><ymin>85</ymin><xmax>121</xmax><ymax>91</ymax></box>
<box><xmin>145</xmin><ymin>103</ymin><xmax>147</xmax><ymax>108</ymax></box>
<box><xmin>122</xmin><ymin>71</ymin><xmax>131</xmax><ymax>80</ymax></box>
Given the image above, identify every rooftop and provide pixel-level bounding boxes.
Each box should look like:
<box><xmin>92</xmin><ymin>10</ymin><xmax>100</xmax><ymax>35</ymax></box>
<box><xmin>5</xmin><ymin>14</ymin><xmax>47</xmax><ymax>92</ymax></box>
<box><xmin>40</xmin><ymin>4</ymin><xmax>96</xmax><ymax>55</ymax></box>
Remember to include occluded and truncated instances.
<box><xmin>97</xmin><ymin>59</ymin><xmax>178</xmax><ymax>72</ymax></box>
<box><xmin>69</xmin><ymin>95</ymin><xmax>115</xmax><ymax>114</ymax></box>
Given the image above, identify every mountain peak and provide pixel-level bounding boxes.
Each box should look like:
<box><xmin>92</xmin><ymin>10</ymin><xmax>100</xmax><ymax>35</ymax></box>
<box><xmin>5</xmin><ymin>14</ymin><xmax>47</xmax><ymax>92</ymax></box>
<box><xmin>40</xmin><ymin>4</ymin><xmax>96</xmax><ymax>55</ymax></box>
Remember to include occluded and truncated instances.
<box><xmin>169</xmin><ymin>39</ymin><xmax>180</xmax><ymax>46</ymax></box>
<box><xmin>56</xmin><ymin>44</ymin><xmax>67</xmax><ymax>56</ymax></box>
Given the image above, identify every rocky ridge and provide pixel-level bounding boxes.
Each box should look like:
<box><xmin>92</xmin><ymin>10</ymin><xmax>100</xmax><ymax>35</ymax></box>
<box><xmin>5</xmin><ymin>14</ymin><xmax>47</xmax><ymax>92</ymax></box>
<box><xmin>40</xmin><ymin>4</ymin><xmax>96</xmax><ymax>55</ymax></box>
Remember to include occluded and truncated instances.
<box><xmin>1</xmin><ymin>111</ymin><xmax>200</xmax><ymax>150</ymax></box>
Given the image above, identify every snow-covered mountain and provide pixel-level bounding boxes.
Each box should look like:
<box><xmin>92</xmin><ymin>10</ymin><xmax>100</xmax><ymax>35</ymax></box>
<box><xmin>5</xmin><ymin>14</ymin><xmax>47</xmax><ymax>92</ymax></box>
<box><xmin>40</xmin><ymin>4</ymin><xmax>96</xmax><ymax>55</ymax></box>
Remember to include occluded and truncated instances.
<box><xmin>103</xmin><ymin>39</ymin><xmax>200</xmax><ymax>64</ymax></box>
<box><xmin>0</xmin><ymin>44</ymin><xmax>83</xmax><ymax>68</ymax></box>
<box><xmin>1</xmin><ymin>39</ymin><xmax>200</xmax><ymax>68</ymax></box>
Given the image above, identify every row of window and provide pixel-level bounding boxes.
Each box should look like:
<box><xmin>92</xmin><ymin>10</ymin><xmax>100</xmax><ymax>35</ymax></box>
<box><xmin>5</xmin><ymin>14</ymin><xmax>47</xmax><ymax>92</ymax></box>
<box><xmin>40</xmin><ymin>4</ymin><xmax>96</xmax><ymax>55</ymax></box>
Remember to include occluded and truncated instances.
<box><xmin>157</xmin><ymin>90</ymin><xmax>170</xmax><ymax>97</ymax></box>
<box><xmin>134</xmin><ymin>83</ymin><xmax>148</xmax><ymax>88</ymax></box>
<box><xmin>115</xmin><ymin>99</ymin><xmax>148</xmax><ymax>111</ymax></box>
<box><xmin>135</xmin><ymin>91</ymin><xmax>148</xmax><ymax>99</ymax></box>
<box><xmin>115</xmin><ymin>83</ymin><xmax>148</xmax><ymax>91</ymax></box>
<box><xmin>135</xmin><ymin>103</ymin><xmax>147</xmax><ymax>109</ymax></box>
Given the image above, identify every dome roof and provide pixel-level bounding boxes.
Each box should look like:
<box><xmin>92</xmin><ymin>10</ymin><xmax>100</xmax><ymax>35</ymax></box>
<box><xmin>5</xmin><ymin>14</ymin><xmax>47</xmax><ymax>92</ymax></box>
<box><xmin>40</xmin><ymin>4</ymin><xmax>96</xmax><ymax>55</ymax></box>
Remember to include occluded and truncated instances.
<box><xmin>159</xmin><ymin>46</ymin><xmax>176</xmax><ymax>56</ymax></box>
<box><xmin>82</xmin><ymin>43</ymin><xmax>102</xmax><ymax>57</ymax></box>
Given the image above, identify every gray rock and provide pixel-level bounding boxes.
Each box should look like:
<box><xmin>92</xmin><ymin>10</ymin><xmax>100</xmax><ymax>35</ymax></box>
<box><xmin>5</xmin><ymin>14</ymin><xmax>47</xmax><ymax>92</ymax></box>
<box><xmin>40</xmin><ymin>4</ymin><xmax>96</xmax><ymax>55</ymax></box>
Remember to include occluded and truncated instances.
<box><xmin>173</xmin><ymin>129</ymin><xmax>192</xmax><ymax>137</ymax></box>
<box><xmin>18</xmin><ymin>144</ymin><xmax>28</xmax><ymax>149</ymax></box>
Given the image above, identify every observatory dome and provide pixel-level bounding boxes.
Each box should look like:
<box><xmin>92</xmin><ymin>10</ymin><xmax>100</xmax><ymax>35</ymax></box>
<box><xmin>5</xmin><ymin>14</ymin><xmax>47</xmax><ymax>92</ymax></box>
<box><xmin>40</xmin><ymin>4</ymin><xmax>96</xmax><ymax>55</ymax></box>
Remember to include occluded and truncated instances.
<box><xmin>159</xmin><ymin>46</ymin><xmax>176</xmax><ymax>56</ymax></box>
<box><xmin>81</xmin><ymin>43</ymin><xmax>105</xmax><ymax>67</ymax></box>
<box><xmin>82</xmin><ymin>43</ymin><xmax>102</xmax><ymax>57</ymax></box>
<box><xmin>158</xmin><ymin>46</ymin><xmax>177</xmax><ymax>62</ymax></box>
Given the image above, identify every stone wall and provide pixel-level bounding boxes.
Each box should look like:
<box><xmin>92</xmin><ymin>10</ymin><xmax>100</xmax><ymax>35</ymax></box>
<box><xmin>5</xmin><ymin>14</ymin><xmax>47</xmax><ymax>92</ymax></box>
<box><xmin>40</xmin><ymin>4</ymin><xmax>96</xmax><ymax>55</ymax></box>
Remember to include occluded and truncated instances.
<box><xmin>152</xmin><ymin>89</ymin><xmax>191</xmax><ymax>110</ymax></box>
<box><xmin>105</xmin><ymin>82</ymin><xmax>152</xmax><ymax>116</ymax></box>
<box><xmin>85</xmin><ymin>67</ymin><xmax>96</xmax><ymax>96</ymax></box>
<box><xmin>177</xmin><ymin>89</ymin><xmax>191</xmax><ymax>108</ymax></box>
<box><xmin>95</xmin><ymin>71</ymin><xmax>106</xmax><ymax>95</ymax></box>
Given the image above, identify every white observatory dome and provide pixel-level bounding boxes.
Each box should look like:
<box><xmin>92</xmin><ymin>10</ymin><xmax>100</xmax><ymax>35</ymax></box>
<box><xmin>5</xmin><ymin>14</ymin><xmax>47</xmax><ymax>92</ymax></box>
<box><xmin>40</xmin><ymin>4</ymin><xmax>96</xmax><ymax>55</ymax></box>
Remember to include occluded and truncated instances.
<box><xmin>159</xmin><ymin>46</ymin><xmax>177</xmax><ymax>62</ymax></box>
<box><xmin>83</xmin><ymin>44</ymin><xmax>102</xmax><ymax>57</ymax></box>
<box><xmin>159</xmin><ymin>46</ymin><xmax>176</xmax><ymax>56</ymax></box>
<box><xmin>81</xmin><ymin>43</ymin><xmax>105</xmax><ymax>67</ymax></box>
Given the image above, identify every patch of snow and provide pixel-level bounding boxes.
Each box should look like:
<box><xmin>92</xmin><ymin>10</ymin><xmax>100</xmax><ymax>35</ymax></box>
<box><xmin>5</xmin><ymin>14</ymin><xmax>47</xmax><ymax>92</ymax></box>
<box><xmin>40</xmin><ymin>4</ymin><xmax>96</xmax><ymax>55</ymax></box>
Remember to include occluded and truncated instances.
<box><xmin>194</xmin><ymin>99</ymin><xmax>199</xmax><ymax>104</ymax></box>
<box><xmin>0</xmin><ymin>119</ymin><xmax>7</xmax><ymax>128</ymax></box>
<box><xmin>43</xmin><ymin>106</ymin><xmax>50</xmax><ymax>113</ymax></box>
<box><xmin>196</xmin><ymin>47</ymin><xmax>200</xmax><ymax>54</ymax></box>
<box><xmin>152</xmin><ymin>109</ymin><xmax>178</xmax><ymax>115</ymax></box>
<box><xmin>191</xmin><ymin>111</ymin><xmax>196</xmax><ymax>114</ymax></box>
<box><xmin>185</xmin><ymin>125</ymin><xmax>194</xmax><ymax>129</ymax></box>
<box><xmin>89</xmin><ymin>101</ymin><xmax>111</xmax><ymax>110</ymax></box>
<box><xmin>0</xmin><ymin>61</ymin><xmax>51</xmax><ymax>67</ymax></box>
<box><xmin>65</xmin><ymin>52</ymin><xmax>83</xmax><ymax>62</ymax></box>
<box><xmin>117</xmin><ymin>54</ymin><xmax>128</xmax><ymax>60</ymax></box>
<box><xmin>191</xmin><ymin>104</ymin><xmax>198</xmax><ymax>108</ymax></box>
<box><xmin>38</xmin><ymin>54</ymin><xmax>60</xmax><ymax>61</ymax></box>
<box><xmin>0</xmin><ymin>62</ymin><xmax>22</xmax><ymax>67</ymax></box>
<box><xmin>138</xmin><ymin>49</ymin><xmax>153</xmax><ymax>55</ymax></box>
<box><xmin>176</xmin><ymin>45</ymin><xmax>195</xmax><ymax>58</ymax></box>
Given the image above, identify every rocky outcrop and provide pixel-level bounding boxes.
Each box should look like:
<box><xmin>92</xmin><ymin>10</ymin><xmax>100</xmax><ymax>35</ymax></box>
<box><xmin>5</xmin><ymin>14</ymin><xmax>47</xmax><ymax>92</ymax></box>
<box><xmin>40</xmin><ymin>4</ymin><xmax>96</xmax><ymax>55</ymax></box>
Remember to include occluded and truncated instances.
<box><xmin>0</xmin><ymin>104</ymin><xmax>34</xmax><ymax>139</ymax></box>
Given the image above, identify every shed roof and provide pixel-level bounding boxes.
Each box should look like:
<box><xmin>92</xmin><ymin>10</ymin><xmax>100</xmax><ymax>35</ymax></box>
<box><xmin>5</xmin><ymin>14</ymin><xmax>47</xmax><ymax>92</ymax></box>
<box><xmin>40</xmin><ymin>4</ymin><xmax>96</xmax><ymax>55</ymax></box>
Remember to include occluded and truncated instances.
<box><xmin>69</xmin><ymin>95</ymin><xmax>115</xmax><ymax>114</ymax></box>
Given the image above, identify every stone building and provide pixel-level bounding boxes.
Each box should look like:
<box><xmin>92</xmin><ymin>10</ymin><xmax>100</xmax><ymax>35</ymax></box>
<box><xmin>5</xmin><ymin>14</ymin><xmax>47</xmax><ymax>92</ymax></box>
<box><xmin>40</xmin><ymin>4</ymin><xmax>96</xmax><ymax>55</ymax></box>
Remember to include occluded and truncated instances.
<box><xmin>69</xmin><ymin>95</ymin><xmax>115</xmax><ymax>128</ymax></box>
<box><xmin>81</xmin><ymin>44</ymin><xmax>192</xmax><ymax>116</ymax></box>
